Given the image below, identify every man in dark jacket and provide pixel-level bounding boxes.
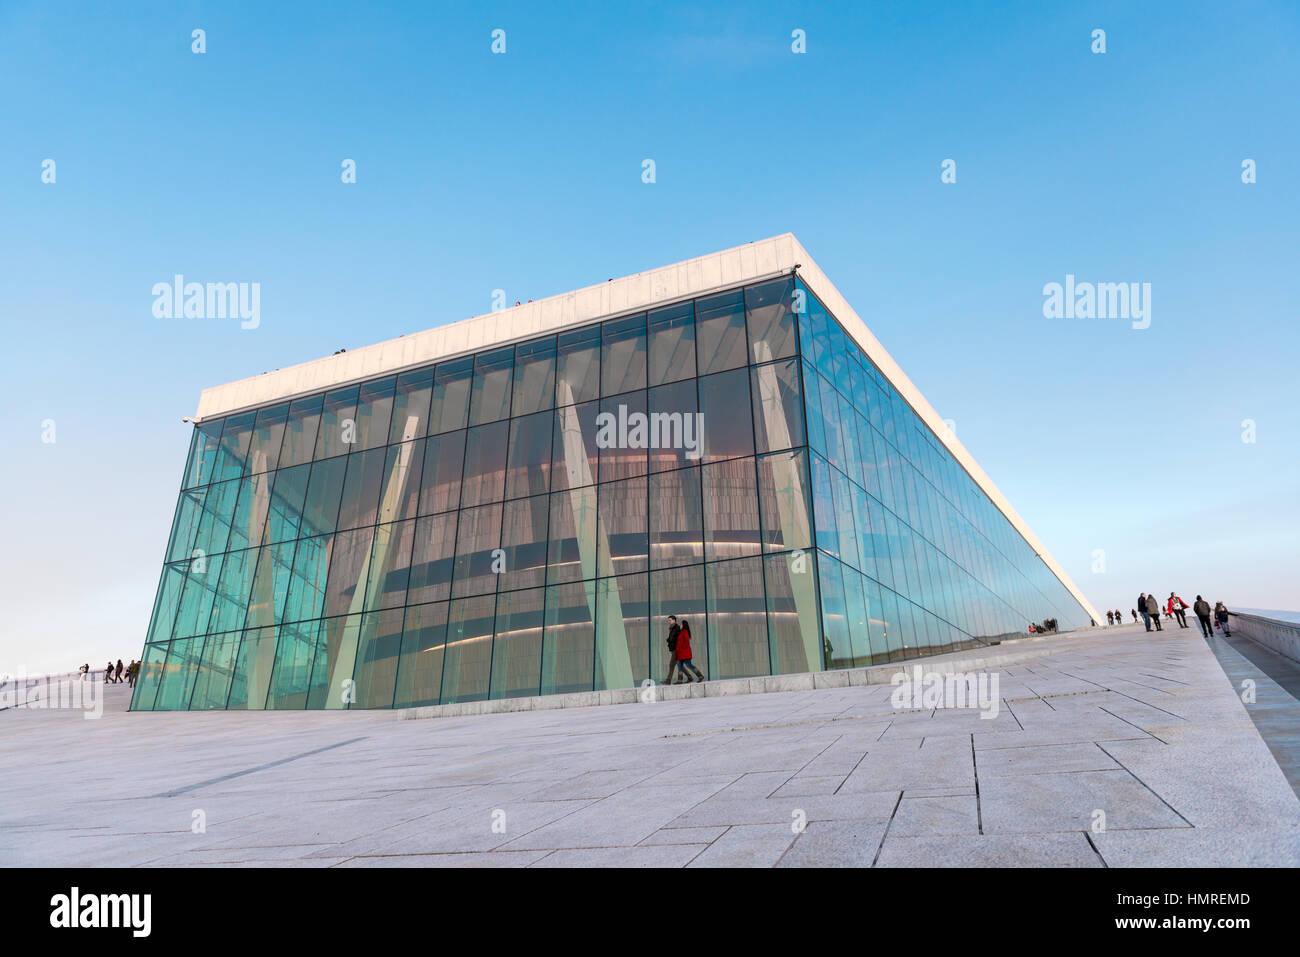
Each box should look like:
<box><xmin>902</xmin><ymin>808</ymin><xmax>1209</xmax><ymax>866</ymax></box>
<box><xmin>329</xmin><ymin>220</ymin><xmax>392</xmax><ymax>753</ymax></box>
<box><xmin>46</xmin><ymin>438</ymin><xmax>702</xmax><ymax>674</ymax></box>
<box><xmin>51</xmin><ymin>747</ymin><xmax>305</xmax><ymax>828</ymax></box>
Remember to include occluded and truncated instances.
<box><xmin>1138</xmin><ymin>593</ymin><xmax>1151</xmax><ymax>631</ymax></box>
<box><xmin>1193</xmin><ymin>596</ymin><xmax>1213</xmax><ymax>638</ymax></box>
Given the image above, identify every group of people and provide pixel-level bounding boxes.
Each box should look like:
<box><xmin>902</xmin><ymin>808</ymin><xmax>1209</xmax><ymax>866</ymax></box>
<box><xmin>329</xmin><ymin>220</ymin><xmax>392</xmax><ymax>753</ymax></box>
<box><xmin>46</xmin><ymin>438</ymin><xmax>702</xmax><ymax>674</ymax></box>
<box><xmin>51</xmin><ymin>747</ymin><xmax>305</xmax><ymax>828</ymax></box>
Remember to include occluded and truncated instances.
<box><xmin>78</xmin><ymin>659</ymin><xmax>139</xmax><ymax>688</ymax></box>
<box><xmin>1118</xmin><ymin>593</ymin><xmax>1231</xmax><ymax>638</ymax></box>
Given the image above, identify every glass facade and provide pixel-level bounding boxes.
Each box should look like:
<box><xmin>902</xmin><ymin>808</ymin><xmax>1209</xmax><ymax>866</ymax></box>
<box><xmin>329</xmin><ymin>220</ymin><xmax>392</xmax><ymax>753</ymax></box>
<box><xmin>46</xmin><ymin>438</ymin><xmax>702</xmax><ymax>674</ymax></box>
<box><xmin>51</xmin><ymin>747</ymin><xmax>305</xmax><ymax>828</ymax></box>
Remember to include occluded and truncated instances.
<box><xmin>132</xmin><ymin>274</ymin><xmax>1092</xmax><ymax>711</ymax></box>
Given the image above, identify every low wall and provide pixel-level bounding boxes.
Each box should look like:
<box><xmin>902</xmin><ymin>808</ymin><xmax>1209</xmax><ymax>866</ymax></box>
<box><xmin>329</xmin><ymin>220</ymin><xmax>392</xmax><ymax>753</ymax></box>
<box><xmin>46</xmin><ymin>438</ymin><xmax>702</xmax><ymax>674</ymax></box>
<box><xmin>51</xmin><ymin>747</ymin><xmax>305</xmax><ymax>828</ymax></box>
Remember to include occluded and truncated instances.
<box><xmin>1230</xmin><ymin>611</ymin><xmax>1300</xmax><ymax>665</ymax></box>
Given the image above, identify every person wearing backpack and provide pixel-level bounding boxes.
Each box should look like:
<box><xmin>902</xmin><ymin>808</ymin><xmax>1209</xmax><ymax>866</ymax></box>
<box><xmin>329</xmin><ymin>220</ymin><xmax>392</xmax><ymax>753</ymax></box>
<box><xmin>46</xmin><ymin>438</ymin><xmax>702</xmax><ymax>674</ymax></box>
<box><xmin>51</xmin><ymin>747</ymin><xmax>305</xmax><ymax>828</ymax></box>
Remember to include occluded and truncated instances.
<box><xmin>674</xmin><ymin>619</ymin><xmax>705</xmax><ymax>683</ymax></box>
<box><xmin>1214</xmin><ymin>602</ymin><xmax>1231</xmax><ymax>636</ymax></box>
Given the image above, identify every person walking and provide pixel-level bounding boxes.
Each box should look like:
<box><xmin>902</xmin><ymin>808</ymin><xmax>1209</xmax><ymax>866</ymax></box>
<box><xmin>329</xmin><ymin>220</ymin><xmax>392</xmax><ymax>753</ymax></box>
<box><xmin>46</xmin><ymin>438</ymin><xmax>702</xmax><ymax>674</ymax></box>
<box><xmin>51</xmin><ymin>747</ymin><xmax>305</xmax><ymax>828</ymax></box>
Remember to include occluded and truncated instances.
<box><xmin>1214</xmin><ymin>602</ymin><xmax>1231</xmax><ymax>636</ymax></box>
<box><xmin>1144</xmin><ymin>593</ymin><xmax>1163</xmax><ymax>631</ymax></box>
<box><xmin>1138</xmin><ymin>593</ymin><xmax>1152</xmax><ymax>631</ymax></box>
<box><xmin>1130</xmin><ymin>608</ymin><xmax>1138</xmax><ymax>623</ymax></box>
<box><xmin>126</xmin><ymin>660</ymin><xmax>138</xmax><ymax>689</ymax></box>
<box><xmin>1106</xmin><ymin>610</ymin><xmax>1114</xmax><ymax>626</ymax></box>
<box><xmin>115</xmin><ymin>659</ymin><xmax>124</xmax><ymax>683</ymax></box>
<box><xmin>1168</xmin><ymin>593</ymin><xmax>1189</xmax><ymax>629</ymax></box>
<box><xmin>1192</xmin><ymin>595</ymin><xmax>1213</xmax><ymax>638</ymax></box>
<box><xmin>663</xmin><ymin>615</ymin><xmax>682</xmax><ymax>685</ymax></box>
<box><xmin>104</xmin><ymin>660</ymin><xmax>115</xmax><ymax>683</ymax></box>
<box><xmin>674</xmin><ymin>619</ymin><xmax>705</xmax><ymax>683</ymax></box>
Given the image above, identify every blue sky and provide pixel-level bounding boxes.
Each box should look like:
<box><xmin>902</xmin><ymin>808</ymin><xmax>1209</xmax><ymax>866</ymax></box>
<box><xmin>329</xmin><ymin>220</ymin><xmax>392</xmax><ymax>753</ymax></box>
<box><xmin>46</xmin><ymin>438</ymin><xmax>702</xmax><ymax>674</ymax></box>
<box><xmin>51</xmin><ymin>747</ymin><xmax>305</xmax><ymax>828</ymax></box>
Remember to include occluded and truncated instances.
<box><xmin>2</xmin><ymin>1</ymin><xmax>1297</xmax><ymax>675</ymax></box>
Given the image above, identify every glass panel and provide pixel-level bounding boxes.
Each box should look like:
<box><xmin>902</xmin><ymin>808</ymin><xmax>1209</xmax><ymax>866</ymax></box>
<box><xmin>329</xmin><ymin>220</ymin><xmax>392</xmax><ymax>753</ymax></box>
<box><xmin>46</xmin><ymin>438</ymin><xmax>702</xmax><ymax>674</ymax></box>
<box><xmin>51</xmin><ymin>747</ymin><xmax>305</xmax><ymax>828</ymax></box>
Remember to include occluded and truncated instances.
<box><xmin>190</xmin><ymin>631</ymin><xmax>239</xmax><ymax>710</ymax></box>
<box><xmin>192</xmin><ymin>478</ymin><xmax>240</xmax><ymax>558</ymax></box>
<box><xmin>548</xmin><ymin>485</ymin><xmax>597</xmax><ymax>585</ymax></box>
<box><xmin>336</xmin><ymin>446</ymin><xmax>387</xmax><ymax>530</ymax></box>
<box><xmin>226</xmin><ymin>626</ymin><xmax>277</xmax><ymax>710</ymax></box>
<box><xmin>245</xmin><ymin>402</ymin><xmax>289</xmax><ymax>474</ymax></box>
<box><xmin>647</xmin><ymin>300</ymin><xmax>695</xmax><ymax>386</ymax></box>
<box><xmin>265</xmin><ymin>463</ymin><xmax>310</xmax><ymax>544</ymax></box>
<box><xmin>429</xmin><ymin>357</ymin><xmax>472</xmax><ymax>435</ymax></box>
<box><xmin>505</xmin><ymin>411</ymin><xmax>554</xmax><ymax>500</ymax></box>
<box><xmin>300</xmin><ymin>455</ymin><xmax>348</xmax><ymax>537</ymax></box>
<box><xmin>816</xmin><ymin>553</ymin><xmax>853</xmax><ymax>670</ymax></box>
<box><xmin>499</xmin><ymin>495</ymin><xmax>550</xmax><ymax>592</ymax></box>
<box><xmin>154</xmin><ymin>637</ymin><xmax>201</xmax><ymax>711</ymax></box>
<box><xmin>757</xmin><ymin>449</ymin><xmax>813</xmax><ymax>553</ymax></box>
<box><xmin>556</xmin><ymin>325</ymin><xmax>600</xmax><ymax>405</ymax></box>
<box><xmin>363</xmin><ymin>518</ymin><xmax>416</xmax><ymax>610</ymax></box>
<box><xmin>698</xmin><ymin>367</ymin><xmax>754</xmax><ymax>463</ymax></box>
<box><xmin>649</xmin><ymin>564</ymin><xmax>707</xmax><ymax>682</ymax></box>
<box><xmin>213</xmin><ymin>411</ymin><xmax>255</xmax><ymax>482</ymax></box>
<box><xmin>394</xmin><ymin>601</ymin><xmax>448</xmax><ymax>708</ymax></box>
<box><xmin>469</xmin><ymin>347</ymin><xmax>513</xmax><ymax>426</ymax></box>
<box><xmin>226</xmin><ymin>471</ymin><xmax>272</xmax><ymax>552</ymax></box>
<box><xmin>810</xmin><ymin>453</ymin><xmax>839</xmax><ymax>559</ymax></box>
<box><xmin>540</xmin><ymin>580</ymin><xmax>595</xmax><ymax>695</ymax></box>
<box><xmin>595</xmin><ymin>573</ymin><xmax>650</xmax><ymax>690</ymax></box>
<box><xmin>597</xmin><ymin>389</ymin><xmax>649</xmax><ymax>482</ymax></box>
<box><xmin>646</xmin><ymin>378</ymin><xmax>701</xmax><ymax>473</ymax></box>
<box><xmin>461</xmin><ymin>420</ymin><xmax>509</xmax><ymax>507</ymax></box>
<box><xmin>832</xmin><ymin>469</ymin><xmax>860</xmax><ymax>571</ymax></box>
<box><xmin>451</xmin><ymin>502</ymin><xmax>503</xmax><ymax>598</ymax></box>
<box><xmin>390</xmin><ymin>367</ymin><xmax>435</xmax><ymax>444</ymax></box>
<box><xmin>702</xmin><ymin>457</ymin><xmax>761</xmax><ymax>562</ymax></box>
<box><xmin>751</xmin><ymin>358</ymin><xmax>804</xmax><ymax>453</ymax></box>
<box><xmin>596</xmin><ymin>475</ymin><xmax>648</xmax><ymax>578</ymax></box>
<box><xmin>601</xmin><ymin>313</ymin><xmax>647</xmax><ymax>396</ymax></box>
<box><xmin>551</xmin><ymin>399</ymin><xmax>600</xmax><ymax>491</ymax></box>
<box><xmin>418</xmin><ymin>429</ymin><xmax>465</xmax><ymax>515</ymax></box>
<box><xmin>183</xmin><ymin>419</ymin><xmax>224</xmax><ymax>489</ymax></box>
<box><xmin>842</xmin><ymin>568</ymin><xmax>871</xmax><ymax>667</ymax></box>
<box><xmin>765</xmin><ymin>551</ymin><xmax>821</xmax><ymax>675</ymax></box>
<box><xmin>802</xmin><ymin>362</ymin><xmax>827</xmax><ymax>456</ymax></box>
<box><xmin>745</xmin><ymin>277</ymin><xmax>797</xmax><ymax>363</ymax></box>
<box><xmin>442</xmin><ymin>594</ymin><xmax>497</xmax><ymax>703</ymax></box>
<box><xmin>490</xmin><ymin>586</ymin><xmax>545</xmax><ymax>699</ymax></box>
<box><xmin>695</xmin><ymin>289</ymin><xmax>747</xmax><ymax>374</ymax></box>
<box><xmin>280</xmin><ymin>533</ymin><xmax>330</xmax><ymax>624</ymax></box>
<box><xmin>265</xmin><ymin>619</ymin><xmax>319</xmax><ymax>710</ymax></box>
<box><xmin>307</xmin><ymin>614</ymin><xmax>362</xmax><ymax>709</ymax></box>
<box><xmin>706</xmin><ymin>556</ymin><xmax>769</xmax><ymax>679</ymax></box>
<box><xmin>130</xmin><ymin>642</ymin><xmax>170</xmax><ymax>711</ymax></box>
<box><xmin>280</xmin><ymin>395</ymin><xmax>323</xmax><ymax>470</ymax></box>
<box><xmin>353</xmin><ymin>607</ymin><xmax>404</xmax><ymax>708</ymax></box>
<box><xmin>315</xmin><ymin>385</ymin><xmax>359</xmax><ymax>460</ymax></box>
<box><xmin>407</xmin><ymin>511</ymin><xmax>459</xmax><ymax>604</ymax></box>
<box><xmin>165</xmin><ymin>488</ymin><xmax>206</xmax><ymax>564</ymax></box>
<box><xmin>145</xmin><ymin>563</ymin><xmax>187</xmax><ymax>644</ymax></box>
<box><xmin>244</xmin><ymin>540</ymin><xmax>296</xmax><ymax>628</ymax></box>
<box><xmin>323</xmin><ymin>526</ymin><xmax>375</xmax><ymax>618</ymax></box>
<box><xmin>208</xmin><ymin>547</ymin><xmax>258</xmax><ymax>632</ymax></box>
<box><xmin>377</xmin><ymin>439</ymin><xmax>424</xmax><ymax>525</ymax></box>
<box><xmin>649</xmin><ymin>466</ymin><xmax>703</xmax><ymax>569</ymax></box>
<box><xmin>513</xmin><ymin>337</ymin><xmax>557</xmax><ymax>417</ymax></box>
<box><xmin>172</xmin><ymin>553</ymin><xmax>223</xmax><ymax>639</ymax></box>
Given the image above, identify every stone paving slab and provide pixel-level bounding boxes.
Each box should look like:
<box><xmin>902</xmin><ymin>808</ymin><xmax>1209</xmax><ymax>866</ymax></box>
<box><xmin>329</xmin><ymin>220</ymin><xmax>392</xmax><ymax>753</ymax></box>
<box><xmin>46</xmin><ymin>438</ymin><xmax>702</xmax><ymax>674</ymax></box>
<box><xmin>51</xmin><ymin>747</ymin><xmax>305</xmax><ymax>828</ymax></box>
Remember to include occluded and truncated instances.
<box><xmin>4</xmin><ymin>623</ymin><xmax>1299</xmax><ymax>866</ymax></box>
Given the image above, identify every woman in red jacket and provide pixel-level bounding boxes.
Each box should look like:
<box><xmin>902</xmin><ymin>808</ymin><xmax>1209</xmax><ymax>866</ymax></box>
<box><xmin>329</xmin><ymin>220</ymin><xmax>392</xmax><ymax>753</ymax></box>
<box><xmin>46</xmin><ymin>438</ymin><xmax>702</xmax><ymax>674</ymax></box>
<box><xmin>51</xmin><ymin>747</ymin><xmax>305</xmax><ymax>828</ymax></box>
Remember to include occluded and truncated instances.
<box><xmin>674</xmin><ymin>619</ymin><xmax>705</xmax><ymax>683</ymax></box>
